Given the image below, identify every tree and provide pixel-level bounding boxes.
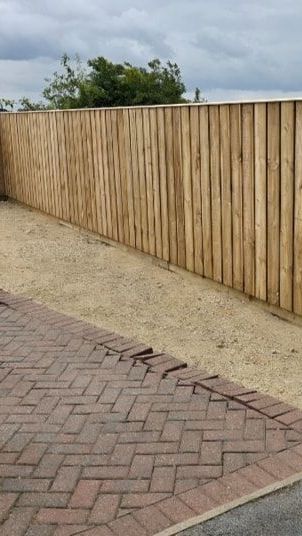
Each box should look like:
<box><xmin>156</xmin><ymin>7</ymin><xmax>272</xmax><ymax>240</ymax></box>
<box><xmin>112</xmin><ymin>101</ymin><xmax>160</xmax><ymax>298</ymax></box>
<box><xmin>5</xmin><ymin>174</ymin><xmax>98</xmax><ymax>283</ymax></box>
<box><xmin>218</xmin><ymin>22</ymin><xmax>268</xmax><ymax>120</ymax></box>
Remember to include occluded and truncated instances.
<box><xmin>18</xmin><ymin>98</ymin><xmax>48</xmax><ymax>111</ymax></box>
<box><xmin>194</xmin><ymin>87</ymin><xmax>201</xmax><ymax>102</ymax></box>
<box><xmin>0</xmin><ymin>98</ymin><xmax>15</xmax><ymax>111</ymax></box>
<box><xmin>41</xmin><ymin>55</ymin><xmax>191</xmax><ymax>109</ymax></box>
<box><xmin>42</xmin><ymin>53</ymin><xmax>87</xmax><ymax>109</ymax></box>
<box><xmin>1</xmin><ymin>54</ymin><xmax>203</xmax><ymax>110</ymax></box>
<box><xmin>1</xmin><ymin>97</ymin><xmax>50</xmax><ymax>112</ymax></box>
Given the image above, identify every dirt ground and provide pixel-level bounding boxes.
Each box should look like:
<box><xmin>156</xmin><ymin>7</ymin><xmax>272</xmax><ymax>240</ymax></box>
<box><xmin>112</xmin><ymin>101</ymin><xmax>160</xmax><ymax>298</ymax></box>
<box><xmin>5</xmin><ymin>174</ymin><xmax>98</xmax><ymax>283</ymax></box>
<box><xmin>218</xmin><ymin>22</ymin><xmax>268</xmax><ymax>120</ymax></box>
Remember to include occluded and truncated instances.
<box><xmin>1</xmin><ymin>200</ymin><xmax>302</xmax><ymax>407</ymax></box>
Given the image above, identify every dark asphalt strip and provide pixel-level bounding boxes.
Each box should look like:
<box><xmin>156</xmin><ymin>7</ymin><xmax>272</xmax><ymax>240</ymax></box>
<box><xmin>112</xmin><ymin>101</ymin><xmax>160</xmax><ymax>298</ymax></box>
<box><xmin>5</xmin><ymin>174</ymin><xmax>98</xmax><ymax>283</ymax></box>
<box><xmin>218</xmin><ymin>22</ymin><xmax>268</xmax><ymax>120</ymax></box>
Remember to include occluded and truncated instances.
<box><xmin>179</xmin><ymin>481</ymin><xmax>302</xmax><ymax>536</ymax></box>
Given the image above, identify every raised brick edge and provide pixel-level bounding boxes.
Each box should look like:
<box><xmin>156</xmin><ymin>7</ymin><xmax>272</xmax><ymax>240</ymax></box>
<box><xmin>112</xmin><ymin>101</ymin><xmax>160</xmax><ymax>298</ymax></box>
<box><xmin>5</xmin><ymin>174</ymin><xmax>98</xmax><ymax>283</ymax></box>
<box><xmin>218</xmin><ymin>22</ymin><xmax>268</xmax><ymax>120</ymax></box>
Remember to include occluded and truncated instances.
<box><xmin>2</xmin><ymin>288</ymin><xmax>302</xmax><ymax>434</ymax></box>
<box><xmin>95</xmin><ymin>444</ymin><xmax>302</xmax><ymax>535</ymax></box>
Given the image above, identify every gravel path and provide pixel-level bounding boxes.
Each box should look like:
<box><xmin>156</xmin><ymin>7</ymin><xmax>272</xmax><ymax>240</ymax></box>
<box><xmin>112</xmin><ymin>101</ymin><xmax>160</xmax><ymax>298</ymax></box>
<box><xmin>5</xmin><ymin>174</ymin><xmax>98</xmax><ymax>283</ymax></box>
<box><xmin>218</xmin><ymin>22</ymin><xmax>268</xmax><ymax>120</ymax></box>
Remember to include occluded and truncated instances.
<box><xmin>2</xmin><ymin>200</ymin><xmax>302</xmax><ymax>407</ymax></box>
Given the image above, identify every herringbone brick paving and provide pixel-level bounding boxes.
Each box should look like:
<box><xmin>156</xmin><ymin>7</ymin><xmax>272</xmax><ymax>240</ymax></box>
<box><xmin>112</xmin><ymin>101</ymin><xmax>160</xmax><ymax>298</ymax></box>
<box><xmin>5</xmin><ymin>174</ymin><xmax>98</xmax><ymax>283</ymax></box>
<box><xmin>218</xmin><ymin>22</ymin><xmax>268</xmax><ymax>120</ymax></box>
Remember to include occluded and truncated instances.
<box><xmin>1</xmin><ymin>290</ymin><xmax>302</xmax><ymax>535</ymax></box>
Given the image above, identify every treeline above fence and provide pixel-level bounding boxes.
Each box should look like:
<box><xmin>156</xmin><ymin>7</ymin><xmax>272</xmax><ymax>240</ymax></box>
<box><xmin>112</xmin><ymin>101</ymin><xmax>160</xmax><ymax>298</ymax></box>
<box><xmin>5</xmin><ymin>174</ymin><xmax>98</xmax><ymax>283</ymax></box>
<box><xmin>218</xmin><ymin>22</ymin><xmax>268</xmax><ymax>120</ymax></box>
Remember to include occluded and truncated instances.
<box><xmin>0</xmin><ymin>100</ymin><xmax>302</xmax><ymax>315</ymax></box>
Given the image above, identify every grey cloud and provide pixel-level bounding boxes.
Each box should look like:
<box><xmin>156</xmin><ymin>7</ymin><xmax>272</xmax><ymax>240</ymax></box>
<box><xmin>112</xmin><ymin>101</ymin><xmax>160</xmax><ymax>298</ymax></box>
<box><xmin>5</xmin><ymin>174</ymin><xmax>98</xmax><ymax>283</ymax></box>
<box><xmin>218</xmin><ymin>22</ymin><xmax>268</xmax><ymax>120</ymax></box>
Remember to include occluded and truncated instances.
<box><xmin>0</xmin><ymin>0</ymin><xmax>302</xmax><ymax>101</ymax></box>
<box><xmin>0</xmin><ymin>37</ymin><xmax>61</xmax><ymax>61</ymax></box>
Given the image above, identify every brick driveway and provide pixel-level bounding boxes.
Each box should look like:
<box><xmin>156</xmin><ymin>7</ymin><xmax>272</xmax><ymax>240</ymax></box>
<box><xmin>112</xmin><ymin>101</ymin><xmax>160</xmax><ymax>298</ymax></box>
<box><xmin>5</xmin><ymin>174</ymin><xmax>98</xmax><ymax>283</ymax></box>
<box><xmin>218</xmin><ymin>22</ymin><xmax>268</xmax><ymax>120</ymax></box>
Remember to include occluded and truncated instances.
<box><xmin>1</xmin><ymin>290</ymin><xmax>302</xmax><ymax>535</ymax></box>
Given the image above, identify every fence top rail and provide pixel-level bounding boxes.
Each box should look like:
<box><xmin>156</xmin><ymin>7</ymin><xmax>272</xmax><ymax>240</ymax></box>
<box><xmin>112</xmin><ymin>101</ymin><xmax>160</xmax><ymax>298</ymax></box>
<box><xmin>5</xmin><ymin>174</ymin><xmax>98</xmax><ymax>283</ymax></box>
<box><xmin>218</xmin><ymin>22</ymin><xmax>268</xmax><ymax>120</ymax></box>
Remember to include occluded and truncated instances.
<box><xmin>2</xmin><ymin>96</ymin><xmax>302</xmax><ymax>115</ymax></box>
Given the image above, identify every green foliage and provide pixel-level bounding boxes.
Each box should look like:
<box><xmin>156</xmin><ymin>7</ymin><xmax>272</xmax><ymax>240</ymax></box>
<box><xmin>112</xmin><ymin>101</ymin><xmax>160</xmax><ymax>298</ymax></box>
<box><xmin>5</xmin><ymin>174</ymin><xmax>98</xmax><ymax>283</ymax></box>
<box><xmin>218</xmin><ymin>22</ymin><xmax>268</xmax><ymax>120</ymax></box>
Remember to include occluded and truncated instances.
<box><xmin>194</xmin><ymin>87</ymin><xmax>201</xmax><ymax>102</ymax></box>
<box><xmin>0</xmin><ymin>97</ymin><xmax>48</xmax><ymax>112</ymax></box>
<box><xmin>42</xmin><ymin>53</ymin><xmax>87</xmax><ymax>109</ymax></box>
<box><xmin>18</xmin><ymin>98</ymin><xmax>48</xmax><ymax>111</ymax></box>
<box><xmin>81</xmin><ymin>57</ymin><xmax>188</xmax><ymax>107</ymax></box>
<box><xmin>0</xmin><ymin>98</ymin><xmax>15</xmax><ymax>111</ymax></box>
<box><xmin>41</xmin><ymin>55</ymin><xmax>191</xmax><ymax>109</ymax></box>
<box><xmin>1</xmin><ymin>54</ymin><xmax>204</xmax><ymax>110</ymax></box>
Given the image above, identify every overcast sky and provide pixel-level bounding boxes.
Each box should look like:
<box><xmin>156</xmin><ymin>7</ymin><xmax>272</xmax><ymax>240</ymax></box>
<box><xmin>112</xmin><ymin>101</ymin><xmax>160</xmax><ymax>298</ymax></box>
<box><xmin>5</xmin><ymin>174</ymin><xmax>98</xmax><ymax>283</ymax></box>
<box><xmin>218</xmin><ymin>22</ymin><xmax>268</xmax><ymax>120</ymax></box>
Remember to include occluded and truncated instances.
<box><xmin>1</xmin><ymin>0</ymin><xmax>302</xmax><ymax>103</ymax></box>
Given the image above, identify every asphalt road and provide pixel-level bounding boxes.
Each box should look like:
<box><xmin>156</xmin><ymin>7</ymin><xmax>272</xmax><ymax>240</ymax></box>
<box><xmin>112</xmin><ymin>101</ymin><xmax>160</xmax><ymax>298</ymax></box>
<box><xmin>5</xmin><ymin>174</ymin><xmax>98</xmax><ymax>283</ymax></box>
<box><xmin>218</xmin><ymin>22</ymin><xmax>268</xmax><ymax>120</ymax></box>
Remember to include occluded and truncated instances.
<box><xmin>179</xmin><ymin>481</ymin><xmax>302</xmax><ymax>536</ymax></box>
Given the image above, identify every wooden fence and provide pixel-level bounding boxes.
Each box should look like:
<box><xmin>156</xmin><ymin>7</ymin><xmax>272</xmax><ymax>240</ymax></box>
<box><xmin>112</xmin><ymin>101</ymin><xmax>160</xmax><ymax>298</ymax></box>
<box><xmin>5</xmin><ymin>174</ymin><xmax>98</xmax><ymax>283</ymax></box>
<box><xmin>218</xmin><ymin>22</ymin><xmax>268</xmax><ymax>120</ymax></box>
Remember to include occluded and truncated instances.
<box><xmin>0</xmin><ymin>100</ymin><xmax>302</xmax><ymax>315</ymax></box>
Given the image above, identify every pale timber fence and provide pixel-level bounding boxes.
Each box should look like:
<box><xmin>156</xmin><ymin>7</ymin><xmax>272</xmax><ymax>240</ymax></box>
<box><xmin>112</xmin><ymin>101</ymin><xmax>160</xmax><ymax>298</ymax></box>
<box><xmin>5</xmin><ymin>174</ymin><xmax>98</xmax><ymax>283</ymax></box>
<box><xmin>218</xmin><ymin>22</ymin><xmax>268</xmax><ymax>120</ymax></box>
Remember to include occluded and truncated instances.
<box><xmin>0</xmin><ymin>100</ymin><xmax>302</xmax><ymax>315</ymax></box>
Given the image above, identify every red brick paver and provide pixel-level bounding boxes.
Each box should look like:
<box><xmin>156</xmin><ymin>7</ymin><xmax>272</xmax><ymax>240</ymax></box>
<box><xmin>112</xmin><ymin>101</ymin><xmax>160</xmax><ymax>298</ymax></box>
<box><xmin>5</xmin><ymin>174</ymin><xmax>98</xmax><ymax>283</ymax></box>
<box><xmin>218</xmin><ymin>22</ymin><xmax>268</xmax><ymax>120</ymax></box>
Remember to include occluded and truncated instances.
<box><xmin>1</xmin><ymin>289</ymin><xmax>302</xmax><ymax>535</ymax></box>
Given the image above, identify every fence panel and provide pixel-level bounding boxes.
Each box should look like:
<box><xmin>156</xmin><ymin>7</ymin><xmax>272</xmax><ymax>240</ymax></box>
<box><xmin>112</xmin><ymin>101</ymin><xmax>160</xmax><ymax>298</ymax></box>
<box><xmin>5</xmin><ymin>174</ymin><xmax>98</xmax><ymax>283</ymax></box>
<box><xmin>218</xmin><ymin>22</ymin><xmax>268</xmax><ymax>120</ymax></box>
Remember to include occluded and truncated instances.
<box><xmin>1</xmin><ymin>100</ymin><xmax>302</xmax><ymax>316</ymax></box>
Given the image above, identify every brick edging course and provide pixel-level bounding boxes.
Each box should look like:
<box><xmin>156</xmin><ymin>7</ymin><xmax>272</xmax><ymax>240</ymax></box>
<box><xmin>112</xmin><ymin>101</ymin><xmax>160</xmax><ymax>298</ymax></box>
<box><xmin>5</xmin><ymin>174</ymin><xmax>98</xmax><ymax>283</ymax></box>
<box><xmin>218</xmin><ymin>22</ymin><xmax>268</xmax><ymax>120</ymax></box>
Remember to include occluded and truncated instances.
<box><xmin>102</xmin><ymin>444</ymin><xmax>302</xmax><ymax>535</ymax></box>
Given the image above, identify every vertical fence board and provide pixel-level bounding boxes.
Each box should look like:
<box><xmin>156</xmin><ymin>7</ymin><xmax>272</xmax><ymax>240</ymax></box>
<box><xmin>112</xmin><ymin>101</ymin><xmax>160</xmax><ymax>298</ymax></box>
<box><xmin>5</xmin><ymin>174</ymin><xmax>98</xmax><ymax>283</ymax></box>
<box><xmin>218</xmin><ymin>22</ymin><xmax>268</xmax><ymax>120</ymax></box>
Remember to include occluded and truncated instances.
<box><xmin>16</xmin><ymin>115</ymin><xmax>26</xmax><ymax>204</ymax></box>
<box><xmin>122</xmin><ymin>109</ymin><xmax>135</xmax><ymax>248</ymax></box>
<box><xmin>90</xmin><ymin>111</ymin><xmax>104</xmax><ymax>236</ymax></box>
<box><xmin>190</xmin><ymin>106</ymin><xmax>203</xmax><ymax>275</ymax></box>
<box><xmin>67</xmin><ymin>112</ymin><xmax>80</xmax><ymax>226</ymax></box>
<box><xmin>280</xmin><ymin>102</ymin><xmax>295</xmax><ymax>311</ymax></box>
<box><xmin>128</xmin><ymin>109</ymin><xmax>141</xmax><ymax>249</ymax></box>
<box><xmin>143</xmin><ymin>108</ymin><xmax>156</xmax><ymax>256</ymax></box>
<box><xmin>294</xmin><ymin>102</ymin><xmax>302</xmax><ymax>314</ymax></box>
<box><xmin>30</xmin><ymin>113</ymin><xmax>39</xmax><ymax>209</ymax></box>
<box><xmin>23</xmin><ymin>114</ymin><xmax>31</xmax><ymax>206</ymax></box>
<box><xmin>105</xmin><ymin>110</ymin><xmax>118</xmax><ymax>241</ymax></box>
<box><xmin>157</xmin><ymin>108</ymin><xmax>169</xmax><ymax>262</ymax></box>
<box><xmin>100</xmin><ymin>111</ymin><xmax>112</xmax><ymax>239</ymax></box>
<box><xmin>30</xmin><ymin>114</ymin><xmax>39</xmax><ymax>210</ymax></box>
<box><xmin>0</xmin><ymin>117</ymin><xmax>7</xmax><ymax>196</ymax></box>
<box><xmin>220</xmin><ymin>104</ymin><xmax>232</xmax><ymax>287</ymax></box>
<box><xmin>35</xmin><ymin>113</ymin><xmax>43</xmax><ymax>209</ymax></box>
<box><xmin>75</xmin><ymin>112</ymin><xmax>92</xmax><ymax>230</ymax></box>
<box><xmin>254</xmin><ymin>103</ymin><xmax>267</xmax><ymax>301</ymax></box>
<box><xmin>21</xmin><ymin>115</ymin><xmax>28</xmax><ymax>203</ymax></box>
<box><xmin>0</xmin><ymin>118</ymin><xmax>5</xmax><ymax>196</ymax></box>
<box><xmin>242</xmin><ymin>104</ymin><xmax>255</xmax><ymax>296</ymax></box>
<box><xmin>45</xmin><ymin>113</ymin><xmax>55</xmax><ymax>216</ymax></box>
<box><xmin>9</xmin><ymin>116</ymin><xmax>17</xmax><ymax>199</ymax></box>
<box><xmin>117</xmin><ymin>109</ymin><xmax>130</xmax><ymax>245</ymax></box>
<box><xmin>267</xmin><ymin>102</ymin><xmax>280</xmax><ymax>306</ymax></box>
<box><xmin>49</xmin><ymin>113</ymin><xmax>61</xmax><ymax>219</ymax></box>
<box><xmin>149</xmin><ymin>108</ymin><xmax>163</xmax><ymax>259</ymax></box>
<box><xmin>27</xmin><ymin>114</ymin><xmax>37</xmax><ymax>208</ymax></box>
<box><xmin>31</xmin><ymin>114</ymin><xmax>41</xmax><ymax>211</ymax></box>
<box><xmin>56</xmin><ymin>112</ymin><xmax>70</xmax><ymax>223</ymax></box>
<box><xmin>200</xmin><ymin>106</ymin><xmax>212</xmax><ymax>278</ymax></box>
<box><xmin>111</xmin><ymin>110</ymin><xmax>124</xmax><ymax>243</ymax></box>
<box><xmin>38</xmin><ymin>113</ymin><xmax>50</xmax><ymax>215</ymax></box>
<box><xmin>165</xmin><ymin>107</ymin><xmax>177</xmax><ymax>265</ymax></box>
<box><xmin>13</xmin><ymin>115</ymin><xmax>20</xmax><ymax>199</ymax></box>
<box><xmin>4</xmin><ymin>116</ymin><xmax>11</xmax><ymax>195</ymax></box>
<box><xmin>136</xmin><ymin>109</ymin><xmax>149</xmax><ymax>253</ymax></box>
<box><xmin>173</xmin><ymin>107</ymin><xmax>186</xmax><ymax>269</ymax></box>
<box><xmin>25</xmin><ymin>115</ymin><xmax>33</xmax><ymax>207</ymax></box>
<box><xmin>181</xmin><ymin>107</ymin><xmax>194</xmax><ymax>272</ymax></box>
<box><xmin>3</xmin><ymin>117</ymin><xmax>10</xmax><ymax>196</ymax></box>
<box><xmin>230</xmin><ymin>104</ymin><xmax>243</xmax><ymax>291</ymax></box>
<box><xmin>44</xmin><ymin>113</ymin><xmax>53</xmax><ymax>215</ymax></box>
<box><xmin>72</xmin><ymin>111</ymin><xmax>83</xmax><ymax>226</ymax></box>
<box><xmin>84</xmin><ymin>111</ymin><xmax>98</xmax><ymax>233</ymax></box>
<box><xmin>24</xmin><ymin>115</ymin><xmax>32</xmax><ymax>207</ymax></box>
<box><xmin>44</xmin><ymin>113</ymin><xmax>55</xmax><ymax>216</ymax></box>
<box><xmin>48</xmin><ymin>113</ymin><xmax>58</xmax><ymax>217</ymax></box>
<box><xmin>48</xmin><ymin>115</ymin><xmax>56</xmax><ymax>217</ymax></box>
<box><xmin>76</xmin><ymin>111</ymin><xmax>88</xmax><ymax>228</ymax></box>
<box><xmin>9</xmin><ymin>116</ymin><xmax>18</xmax><ymax>199</ymax></box>
<box><xmin>14</xmin><ymin>116</ymin><xmax>28</xmax><ymax>207</ymax></box>
<box><xmin>16</xmin><ymin>115</ymin><xmax>26</xmax><ymax>206</ymax></box>
<box><xmin>209</xmin><ymin>105</ymin><xmax>222</xmax><ymax>282</ymax></box>
<box><xmin>81</xmin><ymin>110</ymin><xmax>94</xmax><ymax>231</ymax></box>
<box><xmin>128</xmin><ymin>109</ymin><xmax>142</xmax><ymax>250</ymax></box>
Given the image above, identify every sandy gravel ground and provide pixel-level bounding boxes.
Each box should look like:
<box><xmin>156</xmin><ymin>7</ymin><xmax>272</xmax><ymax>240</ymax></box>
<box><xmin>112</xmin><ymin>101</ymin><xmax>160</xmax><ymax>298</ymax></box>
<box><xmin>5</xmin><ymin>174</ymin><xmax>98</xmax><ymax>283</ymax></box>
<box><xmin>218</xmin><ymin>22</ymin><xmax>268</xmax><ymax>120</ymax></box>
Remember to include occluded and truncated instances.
<box><xmin>1</xmin><ymin>200</ymin><xmax>302</xmax><ymax>407</ymax></box>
